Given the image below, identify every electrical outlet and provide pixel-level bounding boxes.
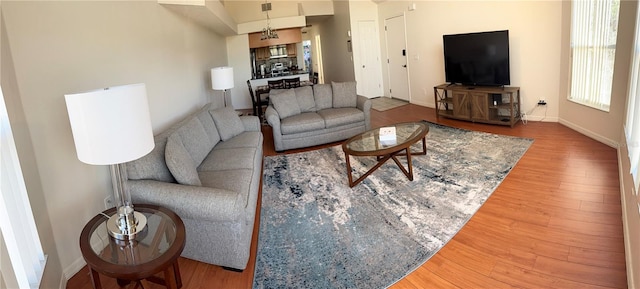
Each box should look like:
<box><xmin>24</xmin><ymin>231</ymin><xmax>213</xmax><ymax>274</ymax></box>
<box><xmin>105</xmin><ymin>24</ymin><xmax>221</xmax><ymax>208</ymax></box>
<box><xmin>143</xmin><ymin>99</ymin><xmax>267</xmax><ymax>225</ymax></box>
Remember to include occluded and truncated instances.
<box><xmin>104</xmin><ymin>196</ymin><xmax>114</xmax><ymax>209</ymax></box>
<box><xmin>537</xmin><ymin>99</ymin><xmax>547</xmax><ymax>105</ymax></box>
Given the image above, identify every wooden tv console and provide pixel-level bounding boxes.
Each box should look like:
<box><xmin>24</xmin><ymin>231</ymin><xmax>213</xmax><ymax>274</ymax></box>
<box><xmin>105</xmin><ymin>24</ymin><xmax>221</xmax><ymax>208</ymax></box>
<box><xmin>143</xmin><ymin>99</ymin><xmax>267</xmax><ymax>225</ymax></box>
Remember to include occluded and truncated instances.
<box><xmin>433</xmin><ymin>84</ymin><xmax>521</xmax><ymax>127</ymax></box>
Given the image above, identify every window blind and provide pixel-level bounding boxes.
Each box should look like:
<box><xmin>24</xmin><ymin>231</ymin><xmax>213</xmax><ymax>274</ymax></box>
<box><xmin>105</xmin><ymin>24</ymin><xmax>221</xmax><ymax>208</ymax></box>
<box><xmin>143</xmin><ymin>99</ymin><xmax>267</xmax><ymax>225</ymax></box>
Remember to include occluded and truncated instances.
<box><xmin>569</xmin><ymin>0</ymin><xmax>620</xmax><ymax>111</ymax></box>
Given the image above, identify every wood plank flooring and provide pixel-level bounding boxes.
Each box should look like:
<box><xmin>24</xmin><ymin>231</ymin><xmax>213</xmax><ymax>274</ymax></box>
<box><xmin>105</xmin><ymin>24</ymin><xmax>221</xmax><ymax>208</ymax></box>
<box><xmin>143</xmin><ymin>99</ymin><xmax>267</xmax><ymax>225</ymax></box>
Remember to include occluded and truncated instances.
<box><xmin>66</xmin><ymin>104</ymin><xmax>627</xmax><ymax>289</ymax></box>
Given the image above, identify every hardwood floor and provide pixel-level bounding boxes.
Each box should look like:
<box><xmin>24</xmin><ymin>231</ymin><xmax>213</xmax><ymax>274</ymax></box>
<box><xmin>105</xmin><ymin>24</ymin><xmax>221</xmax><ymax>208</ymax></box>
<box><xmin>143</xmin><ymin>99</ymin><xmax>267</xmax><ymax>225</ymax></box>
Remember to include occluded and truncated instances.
<box><xmin>67</xmin><ymin>104</ymin><xmax>627</xmax><ymax>289</ymax></box>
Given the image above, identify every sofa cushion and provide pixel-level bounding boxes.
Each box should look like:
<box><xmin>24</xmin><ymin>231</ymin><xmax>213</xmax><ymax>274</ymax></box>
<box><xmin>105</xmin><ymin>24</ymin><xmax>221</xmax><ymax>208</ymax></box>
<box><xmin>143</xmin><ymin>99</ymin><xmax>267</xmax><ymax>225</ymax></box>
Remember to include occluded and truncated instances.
<box><xmin>165</xmin><ymin>134</ymin><xmax>202</xmax><ymax>186</ymax></box>
<box><xmin>280</xmin><ymin>112</ymin><xmax>325</xmax><ymax>135</ymax></box>
<box><xmin>294</xmin><ymin>86</ymin><xmax>316</xmax><ymax>112</ymax></box>
<box><xmin>270</xmin><ymin>88</ymin><xmax>301</xmax><ymax>118</ymax></box>
<box><xmin>198</xmin><ymin>169</ymin><xmax>253</xmax><ymax>207</ymax></box>
<box><xmin>317</xmin><ymin>108</ymin><xmax>365</xmax><ymax>129</ymax></box>
<box><xmin>174</xmin><ymin>117</ymin><xmax>214</xmax><ymax>166</ymax></box>
<box><xmin>209</xmin><ymin>107</ymin><xmax>244</xmax><ymax>141</ymax></box>
<box><xmin>199</xmin><ymin>147</ymin><xmax>258</xmax><ymax>171</ymax></box>
<box><xmin>128</xmin><ymin>104</ymin><xmax>215</xmax><ymax>183</ymax></box>
<box><xmin>197</xmin><ymin>109</ymin><xmax>221</xmax><ymax>145</ymax></box>
<box><xmin>313</xmin><ymin>84</ymin><xmax>333</xmax><ymax>110</ymax></box>
<box><xmin>215</xmin><ymin>131</ymin><xmax>263</xmax><ymax>149</ymax></box>
<box><xmin>332</xmin><ymin>81</ymin><xmax>357</xmax><ymax>108</ymax></box>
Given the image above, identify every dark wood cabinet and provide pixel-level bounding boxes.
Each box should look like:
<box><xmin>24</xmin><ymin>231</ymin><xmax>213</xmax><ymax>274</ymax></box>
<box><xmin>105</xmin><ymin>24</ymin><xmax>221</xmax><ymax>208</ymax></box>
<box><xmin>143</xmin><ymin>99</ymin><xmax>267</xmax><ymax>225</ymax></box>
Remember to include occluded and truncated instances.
<box><xmin>255</xmin><ymin>47</ymin><xmax>270</xmax><ymax>60</ymax></box>
<box><xmin>434</xmin><ymin>84</ymin><xmax>521</xmax><ymax>127</ymax></box>
<box><xmin>286</xmin><ymin>43</ymin><xmax>297</xmax><ymax>56</ymax></box>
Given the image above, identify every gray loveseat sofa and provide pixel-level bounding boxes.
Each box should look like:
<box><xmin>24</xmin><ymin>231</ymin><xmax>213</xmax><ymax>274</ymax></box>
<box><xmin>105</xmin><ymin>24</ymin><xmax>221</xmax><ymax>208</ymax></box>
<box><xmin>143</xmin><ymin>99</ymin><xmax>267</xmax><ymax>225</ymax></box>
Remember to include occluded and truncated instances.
<box><xmin>125</xmin><ymin>104</ymin><xmax>263</xmax><ymax>271</ymax></box>
<box><xmin>265</xmin><ymin>81</ymin><xmax>372</xmax><ymax>151</ymax></box>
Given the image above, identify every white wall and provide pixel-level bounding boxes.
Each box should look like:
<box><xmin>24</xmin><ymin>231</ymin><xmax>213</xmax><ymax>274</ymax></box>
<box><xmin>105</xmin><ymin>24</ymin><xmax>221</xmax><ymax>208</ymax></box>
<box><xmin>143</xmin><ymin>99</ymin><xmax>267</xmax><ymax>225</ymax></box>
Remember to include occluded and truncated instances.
<box><xmin>318</xmin><ymin>0</ymin><xmax>355</xmax><ymax>83</ymax></box>
<box><xmin>1</xmin><ymin>5</ymin><xmax>64</xmax><ymax>287</ymax></box>
<box><xmin>226</xmin><ymin>34</ymin><xmax>253</xmax><ymax>110</ymax></box>
<box><xmin>377</xmin><ymin>1</ymin><xmax>562</xmax><ymax>120</ymax></box>
<box><xmin>605</xmin><ymin>1</ymin><xmax>639</xmax><ymax>287</ymax></box>
<box><xmin>224</xmin><ymin>0</ymin><xmax>334</xmax><ymax>24</ymax></box>
<box><xmin>1</xmin><ymin>1</ymin><xmax>228</xmax><ymax>284</ymax></box>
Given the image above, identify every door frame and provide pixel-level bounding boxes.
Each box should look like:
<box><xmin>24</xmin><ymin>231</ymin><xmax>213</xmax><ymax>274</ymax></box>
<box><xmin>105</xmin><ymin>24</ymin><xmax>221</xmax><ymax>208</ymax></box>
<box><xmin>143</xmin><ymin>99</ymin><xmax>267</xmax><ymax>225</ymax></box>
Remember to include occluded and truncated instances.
<box><xmin>384</xmin><ymin>14</ymin><xmax>411</xmax><ymax>102</ymax></box>
<box><xmin>314</xmin><ymin>34</ymin><xmax>325</xmax><ymax>84</ymax></box>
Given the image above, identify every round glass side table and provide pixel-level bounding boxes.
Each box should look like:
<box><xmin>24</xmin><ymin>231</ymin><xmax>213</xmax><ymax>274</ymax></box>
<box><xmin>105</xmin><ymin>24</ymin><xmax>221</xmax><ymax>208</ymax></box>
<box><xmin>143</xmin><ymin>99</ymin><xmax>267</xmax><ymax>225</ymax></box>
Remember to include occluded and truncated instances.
<box><xmin>79</xmin><ymin>204</ymin><xmax>185</xmax><ymax>289</ymax></box>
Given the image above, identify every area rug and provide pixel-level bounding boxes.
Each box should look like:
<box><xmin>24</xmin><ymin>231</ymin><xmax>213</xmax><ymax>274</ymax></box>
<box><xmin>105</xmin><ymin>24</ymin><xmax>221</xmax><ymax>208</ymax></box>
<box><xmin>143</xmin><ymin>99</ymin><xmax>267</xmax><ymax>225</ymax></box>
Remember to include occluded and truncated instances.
<box><xmin>371</xmin><ymin>97</ymin><xmax>409</xmax><ymax>111</ymax></box>
<box><xmin>253</xmin><ymin>122</ymin><xmax>533</xmax><ymax>289</ymax></box>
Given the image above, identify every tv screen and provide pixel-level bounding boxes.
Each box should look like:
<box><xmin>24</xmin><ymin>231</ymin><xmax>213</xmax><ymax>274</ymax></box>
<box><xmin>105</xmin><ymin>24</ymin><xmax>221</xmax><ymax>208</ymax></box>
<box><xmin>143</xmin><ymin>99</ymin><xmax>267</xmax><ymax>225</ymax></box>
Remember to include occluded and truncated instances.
<box><xmin>443</xmin><ymin>30</ymin><xmax>510</xmax><ymax>86</ymax></box>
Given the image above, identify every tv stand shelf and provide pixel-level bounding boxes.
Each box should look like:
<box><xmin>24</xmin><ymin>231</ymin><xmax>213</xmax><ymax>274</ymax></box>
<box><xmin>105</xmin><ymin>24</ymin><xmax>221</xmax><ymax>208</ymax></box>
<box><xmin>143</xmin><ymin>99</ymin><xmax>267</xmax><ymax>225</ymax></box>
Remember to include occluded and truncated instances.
<box><xmin>434</xmin><ymin>84</ymin><xmax>521</xmax><ymax>127</ymax></box>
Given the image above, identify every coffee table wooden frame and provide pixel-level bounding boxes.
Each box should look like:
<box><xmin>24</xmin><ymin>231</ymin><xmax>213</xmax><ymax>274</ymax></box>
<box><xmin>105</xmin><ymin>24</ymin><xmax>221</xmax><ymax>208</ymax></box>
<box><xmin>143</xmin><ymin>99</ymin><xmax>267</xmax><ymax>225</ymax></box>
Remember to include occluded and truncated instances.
<box><xmin>342</xmin><ymin>122</ymin><xmax>429</xmax><ymax>187</ymax></box>
<box><xmin>79</xmin><ymin>204</ymin><xmax>186</xmax><ymax>289</ymax></box>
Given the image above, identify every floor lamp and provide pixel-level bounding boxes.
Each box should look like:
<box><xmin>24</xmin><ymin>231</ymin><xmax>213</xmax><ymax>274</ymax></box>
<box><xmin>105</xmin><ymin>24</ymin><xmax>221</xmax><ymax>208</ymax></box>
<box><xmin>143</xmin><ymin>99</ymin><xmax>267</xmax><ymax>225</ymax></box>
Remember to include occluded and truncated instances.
<box><xmin>211</xmin><ymin>66</ymin><xmax>234</xmax><ymax>107</ymax></box>
<box><xmin>65</xmin><ymin>83</ymin><xmax>155</xmax><ymax>240</ymax></box>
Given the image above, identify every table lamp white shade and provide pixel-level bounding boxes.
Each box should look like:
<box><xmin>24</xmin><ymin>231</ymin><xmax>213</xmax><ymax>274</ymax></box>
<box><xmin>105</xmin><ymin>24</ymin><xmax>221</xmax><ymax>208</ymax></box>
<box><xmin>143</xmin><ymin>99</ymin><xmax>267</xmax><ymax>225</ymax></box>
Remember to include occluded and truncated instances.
<box><xmin>65</xmin><ymin>83</ymin><xmax>154</xmax><ymax>165</ymax></box>
<box><xmin>65</xmin><ymin>83</ymin><xmax>154</xmax><ymax>240</ymax></box>
<box><xmin>211</xmin><ymin>66</ymin><xmax>234</xmax><ymax>90</ymax></box>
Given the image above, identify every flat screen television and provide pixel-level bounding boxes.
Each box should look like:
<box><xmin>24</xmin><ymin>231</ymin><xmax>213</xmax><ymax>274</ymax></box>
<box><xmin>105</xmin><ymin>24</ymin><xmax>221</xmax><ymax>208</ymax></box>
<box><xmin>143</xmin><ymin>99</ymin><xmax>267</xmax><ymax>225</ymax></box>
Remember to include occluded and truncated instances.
<box><xmin>443</xmin><ymin>30</ymin><xmax>510</xmax><ymax>86</ymax></box>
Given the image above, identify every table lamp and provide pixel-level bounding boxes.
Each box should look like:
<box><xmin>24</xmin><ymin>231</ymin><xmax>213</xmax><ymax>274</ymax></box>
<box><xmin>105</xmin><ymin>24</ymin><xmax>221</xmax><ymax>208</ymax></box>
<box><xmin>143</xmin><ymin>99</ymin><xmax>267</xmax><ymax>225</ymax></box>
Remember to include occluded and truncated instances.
<box><xmin>65</xmin><ymin>83</ymin><xmax>154</xmax><ymax>240</ymax></box>
<box><xmin>211</xmin><ymin>66</ymin><xmax>234</xmax><ymax>107</ymax></box>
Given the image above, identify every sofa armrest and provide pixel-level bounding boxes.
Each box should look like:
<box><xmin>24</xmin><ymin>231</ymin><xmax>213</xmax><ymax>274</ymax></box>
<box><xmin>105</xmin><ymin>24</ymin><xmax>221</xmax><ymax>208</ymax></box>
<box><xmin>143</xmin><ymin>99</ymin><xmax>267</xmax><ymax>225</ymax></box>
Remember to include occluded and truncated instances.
<box><xmin>265</xmin><ymin>105</ymin><xmax>280</xmax><ymax>125</ymax></box>
<box><xmin>129</xmin><ymin>179</ymin><xmax>244</xmax><ymax>222</ymax></box>
<box><xmin>357</xmin><ymin>95</ymin><xmax>372</xmax><ymax>130</ymax></box>
<box><xmin>265</xmin><ymin>106</ymin><xmax>286</xmax><ymax>151</ymax></box>
<box><xmin>240</xmin><ymin>115</ymin><xmax>260</xmax><ymax>132</ymax></box>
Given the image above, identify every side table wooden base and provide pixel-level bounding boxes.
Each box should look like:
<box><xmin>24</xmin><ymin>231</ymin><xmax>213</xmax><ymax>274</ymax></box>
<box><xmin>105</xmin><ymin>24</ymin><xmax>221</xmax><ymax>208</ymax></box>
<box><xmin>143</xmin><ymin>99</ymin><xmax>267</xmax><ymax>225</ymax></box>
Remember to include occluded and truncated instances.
<box><xmin>80</xmin><ymin>205</ymin><xmax>185</xmax><ymax>289</ymax></box>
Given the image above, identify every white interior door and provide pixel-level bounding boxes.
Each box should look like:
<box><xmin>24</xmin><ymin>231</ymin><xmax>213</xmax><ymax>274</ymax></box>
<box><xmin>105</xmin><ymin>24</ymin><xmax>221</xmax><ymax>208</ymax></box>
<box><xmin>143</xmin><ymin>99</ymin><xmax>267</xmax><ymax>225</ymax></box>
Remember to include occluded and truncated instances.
<box><xmin>357</xmin><ymin>20</ymin><xmax>383</xmax><ymax>98</ymax></box>
<box><xmin>385</xmin><ymin>15</ymin><xmax>410</xmax><ymax>101</ymax></box>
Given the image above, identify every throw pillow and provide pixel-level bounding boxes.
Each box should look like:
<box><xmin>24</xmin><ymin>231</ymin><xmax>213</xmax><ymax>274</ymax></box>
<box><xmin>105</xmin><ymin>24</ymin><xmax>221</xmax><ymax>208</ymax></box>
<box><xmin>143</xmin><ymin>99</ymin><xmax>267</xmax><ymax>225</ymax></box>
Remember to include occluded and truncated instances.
<box><xmin>165</xmin><ymin>134</ymin><xmax>202</xmax><ymax>186</ymax></box>
<box><xmin>209</xmin><ymin>107</ymin><xmax>245</xmax><ymax>141</ymax></box>
<box><xmin>270</xmin><ymin>88</ymin><xmax>301</xmax><ymax>118</ymax></box>
<box><xmin>332</xmin><ymin>81</ymin><xmax>357</xmax><ymax>108</ymax></box>
<box><xmin>294</xmin><ymin>86</ymin><xmax>316</xmax><ymax>112</ymax></box>
<box><xmin>313</xmin><ymin>84</ymin><xmax>333</xmax><ymax>110</ymax></box>
<box><xmin>127</xmin><ymin>136</ymin><xmax>176</xmax><ymax>183</ymax></box>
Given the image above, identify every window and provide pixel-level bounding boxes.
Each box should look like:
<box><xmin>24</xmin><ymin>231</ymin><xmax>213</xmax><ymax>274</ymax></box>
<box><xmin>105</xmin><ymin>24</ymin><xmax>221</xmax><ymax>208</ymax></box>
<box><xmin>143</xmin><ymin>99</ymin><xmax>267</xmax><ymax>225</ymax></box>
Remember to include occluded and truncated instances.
<box><xmin>626</xmin><ymin>1</ymin><xmax>640</xmax><ymax>192</ymax></box>
<box><xmin>0</xmin><ymin>87</ymin><xmax>46</xmax><ymax>288</ymax></box>
<box><xmin>569</xmin><ymin>0</ymin><xmax>620</xmax><ymax>111</ymax></box>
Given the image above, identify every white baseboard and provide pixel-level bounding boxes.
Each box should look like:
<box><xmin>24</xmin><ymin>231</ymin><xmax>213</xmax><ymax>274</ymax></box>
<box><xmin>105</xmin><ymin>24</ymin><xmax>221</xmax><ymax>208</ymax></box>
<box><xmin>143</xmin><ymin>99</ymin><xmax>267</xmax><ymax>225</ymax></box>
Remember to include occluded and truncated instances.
<box><xmin>412</xmin><ymin>100</ymin><xmax>432</xmax><ymax>108</ymax></box>
<box><xmin>59</xmin><ymin>274</ymin><xmax>67</xmax><ymax>289</ymax></box>
<box><xmin>522</xmin><ymin>113</ymin><xmax>558</xmax><ymax>122</ymax></box>
<box><xmin>60</xmin><ymin>257</ymin><xmax>86</xmax><ymax>288</ymax></box>
<box><xmin>558</xmin><ymin>118</ymin><xmax>619</xmax><ymax>148</ymax></box>
<box><xmin>617</xmin><ymin>148</ymin><xmax>635</xmax><ymax>289</ymax></box>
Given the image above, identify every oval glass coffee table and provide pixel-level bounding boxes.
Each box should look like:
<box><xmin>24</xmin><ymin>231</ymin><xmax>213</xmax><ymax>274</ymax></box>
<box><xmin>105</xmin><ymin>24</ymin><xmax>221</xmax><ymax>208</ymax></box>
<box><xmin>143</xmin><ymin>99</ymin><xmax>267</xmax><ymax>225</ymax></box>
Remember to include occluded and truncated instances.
<box><xmin>342</xmin><ymin>122</ymin><xmax>429</xmax><ymax>187</ymax></box>
<box><xmin>79</xmin><ymin>204</ymin><xmax>186</xmax><ymax>289</ymax></box>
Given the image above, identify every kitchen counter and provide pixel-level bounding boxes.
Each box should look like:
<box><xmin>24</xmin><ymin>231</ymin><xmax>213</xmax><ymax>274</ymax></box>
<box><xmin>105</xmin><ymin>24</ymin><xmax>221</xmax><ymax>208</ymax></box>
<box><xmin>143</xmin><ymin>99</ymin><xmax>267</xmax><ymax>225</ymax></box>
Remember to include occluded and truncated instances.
<box><xmin>249</xmin><ymin>73</ymin><xmax>310</xmax><ymax>88</ymax></box>
<box><xmin>252</xmin><ymin>71</ymin><xmax>309</xmax><ymax>80</ymax></box>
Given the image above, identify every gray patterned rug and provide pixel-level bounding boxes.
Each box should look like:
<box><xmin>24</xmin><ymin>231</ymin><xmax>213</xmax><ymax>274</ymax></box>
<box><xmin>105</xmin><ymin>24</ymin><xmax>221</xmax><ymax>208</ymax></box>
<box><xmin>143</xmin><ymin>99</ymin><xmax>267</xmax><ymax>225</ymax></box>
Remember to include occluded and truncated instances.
<box><xmin>253</xmin><ymin>122</ymin><xmax>533</xmax><ymax>289</ymax></box>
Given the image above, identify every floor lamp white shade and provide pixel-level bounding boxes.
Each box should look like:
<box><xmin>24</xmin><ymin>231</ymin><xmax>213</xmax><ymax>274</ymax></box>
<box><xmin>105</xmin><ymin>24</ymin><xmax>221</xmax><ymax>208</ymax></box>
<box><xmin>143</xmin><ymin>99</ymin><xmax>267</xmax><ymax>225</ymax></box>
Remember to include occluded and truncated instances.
<box><xmin>65</xmin><ymin>83</ymin><xmax>154</xmax><ymax>240</ymax></box>
<box><xmin>211</xmin><ymin>66</ymin><xmax>234</xmax><ymax>107</ymax></box>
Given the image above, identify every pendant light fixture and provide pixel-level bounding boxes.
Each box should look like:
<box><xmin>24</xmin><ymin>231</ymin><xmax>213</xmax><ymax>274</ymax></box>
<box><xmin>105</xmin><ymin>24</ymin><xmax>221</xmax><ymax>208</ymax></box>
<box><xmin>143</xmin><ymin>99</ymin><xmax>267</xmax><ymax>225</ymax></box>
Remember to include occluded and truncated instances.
<box><xmin>260</xmin><ymin>1</ymin><xmax>278</xmax><ymax>40</ymax></box>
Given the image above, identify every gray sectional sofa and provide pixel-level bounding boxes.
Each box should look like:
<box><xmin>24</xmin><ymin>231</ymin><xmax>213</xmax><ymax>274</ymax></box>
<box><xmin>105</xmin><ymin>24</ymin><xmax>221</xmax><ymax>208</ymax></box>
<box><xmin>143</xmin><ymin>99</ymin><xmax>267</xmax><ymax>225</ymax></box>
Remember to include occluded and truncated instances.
<box><xmin>265</xmin><ymin>81</ymin><xmax>372</xmax><ymax>151</ymax></box>
<box><xmin>125</xmin><ymin>104</ymin><xmax>262</xmax><ymax>271</ymax></box>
